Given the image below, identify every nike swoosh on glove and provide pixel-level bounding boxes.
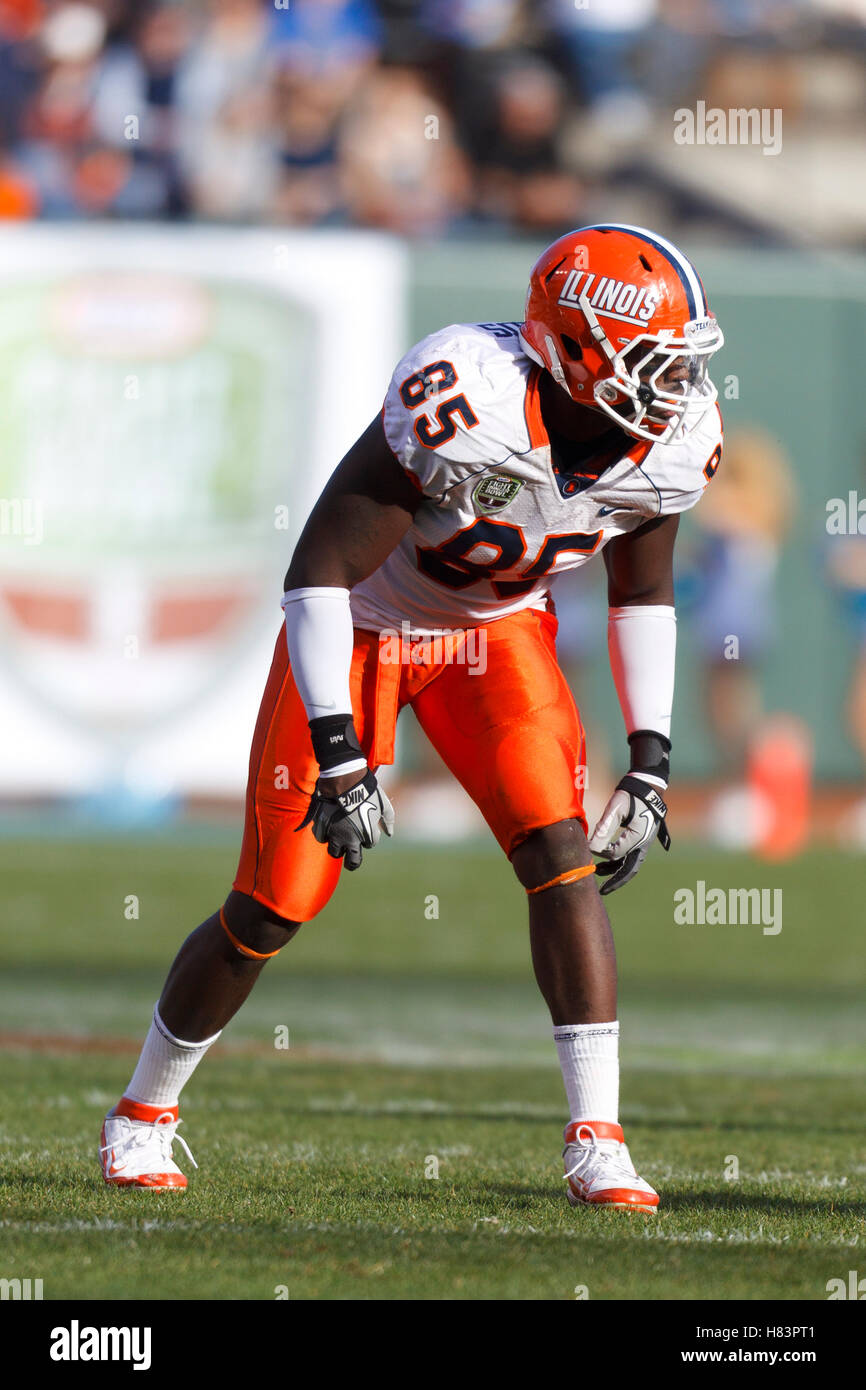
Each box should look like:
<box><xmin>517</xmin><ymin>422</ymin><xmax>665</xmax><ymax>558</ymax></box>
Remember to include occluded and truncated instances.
<box><xmin>588</xmin><ymin>774</ymin><xmax>671</xmax><ymax>895</ymax></box>
<box><xmin>297</xmin><ymin>770</ymin><xmax>395</xmax><ymax>871</ymax></box>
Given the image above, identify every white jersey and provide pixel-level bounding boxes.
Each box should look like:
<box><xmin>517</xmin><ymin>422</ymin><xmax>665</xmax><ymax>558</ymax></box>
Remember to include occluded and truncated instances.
<box><xmin>350</xmin><ymin>322</ymin><xmax>723</xmax><ymax>635</ymax></box>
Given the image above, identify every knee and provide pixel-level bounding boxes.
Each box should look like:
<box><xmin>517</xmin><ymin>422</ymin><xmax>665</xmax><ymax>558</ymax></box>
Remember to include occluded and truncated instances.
<box><xmin>510</xmin><ymin>818</ymin><xmax>594</xmax><ymax>894</ymax></box>
<box><xmin>221</xmin><ymin>890</ymin><xmax>301</xmax><ymax>958</ymax></box>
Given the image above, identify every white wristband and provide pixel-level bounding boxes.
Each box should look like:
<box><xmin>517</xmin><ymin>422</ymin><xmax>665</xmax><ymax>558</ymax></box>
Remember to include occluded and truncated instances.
<box><xmin>323</xmin><ymin>759</ymin><xmax>368</xmax><ymax>780</ymax></box>
<box><xmin>282</xmin><ymin>586</ymin><xmax>355</xmax><ymax>721</ymax></box>
<box><xmin>608</xmin><ymin>604</ymin><xmax>676</xmax><ymax>740</ymax></box>
<box><xmin>631</xmin><ymin>771</ymin><xmax>667</xmax><ymax>790</ymax></box>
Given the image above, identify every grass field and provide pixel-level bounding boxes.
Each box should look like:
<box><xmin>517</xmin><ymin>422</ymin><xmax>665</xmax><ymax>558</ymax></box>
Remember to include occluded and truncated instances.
<box><xmin>1</xmin><ymin>835</ymin><xmax>864</xmax><ymax>1301</ymax></box>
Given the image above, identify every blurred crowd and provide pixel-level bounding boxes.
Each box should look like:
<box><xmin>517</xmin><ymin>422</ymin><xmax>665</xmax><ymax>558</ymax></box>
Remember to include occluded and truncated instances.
<box><xmin>0</xmin><ymin>0</ymin><xmax>864</xmax><ymax>234</ymax></box>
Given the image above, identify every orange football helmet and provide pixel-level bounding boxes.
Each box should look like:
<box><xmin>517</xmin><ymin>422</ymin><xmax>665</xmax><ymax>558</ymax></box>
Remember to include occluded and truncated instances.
<box><xmin>520</xmin><ymin>223</ymin><xmax>724</xmax><ymax>444</ymax></box>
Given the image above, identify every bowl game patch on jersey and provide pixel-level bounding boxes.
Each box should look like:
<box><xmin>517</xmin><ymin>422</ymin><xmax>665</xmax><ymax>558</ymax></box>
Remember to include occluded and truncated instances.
<box><xmin>350</xmin><ymin>322</ymin><xmax>723</xmax><ymax>635</ymax></box>
<box><xmin>472</xmin><ymin>473</ymin><xmax>524</xmax><ymax>513</ymax></box>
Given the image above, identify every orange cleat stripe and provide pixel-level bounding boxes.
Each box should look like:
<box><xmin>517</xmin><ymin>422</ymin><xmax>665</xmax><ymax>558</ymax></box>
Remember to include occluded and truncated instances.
<box><xmin>114</xmin><ymin>1097</ymin><xmax>178</xmax><ymax>1124</ymax></box>
<box><xmin>219</xmin><ymin>907</ymin><xmax>282</xmax><ymax>960</ymax></box>
<box><xmin>104</xmin><ymin>1173</ymin><xmax>187</xmax><ymax>1189</ymax></box>
<box><xmin>584</xmin><ymin>1188</ymin><xmax>659</xmax><ymax>1208</ymax></box>
<box><xmin>527</xmin><ymin>864</ymin><xmax>596</xmax><ymax>896</ymax></box>
<box><xmin>565</xmin><ymin>1119</ymin><xmax>624</xmax><ymax>1144</ymax></box>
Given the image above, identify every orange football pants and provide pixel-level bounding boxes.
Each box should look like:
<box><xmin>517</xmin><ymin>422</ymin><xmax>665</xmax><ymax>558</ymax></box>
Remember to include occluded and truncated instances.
<box><xmin>233</xmin><ymin>605</ymin><xmax>587</xmax><ymax>922</ymax></box>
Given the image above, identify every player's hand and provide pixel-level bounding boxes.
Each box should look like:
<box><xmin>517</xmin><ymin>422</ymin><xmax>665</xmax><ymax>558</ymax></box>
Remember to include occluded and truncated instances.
<box><xmin>297</xmin><ymin>768</ymin><xmax>394</xmax><ymax>871</ymax></box>
<box><xmin>588</xmin><ymin>774</ymin><xmax>671</xmax><ymax>895</ymax></box>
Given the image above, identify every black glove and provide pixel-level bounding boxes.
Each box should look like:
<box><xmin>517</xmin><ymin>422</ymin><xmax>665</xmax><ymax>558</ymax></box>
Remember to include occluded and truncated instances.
<box><xmin>297</xmin><ymin>770</ymin><xmax>395</xmax><ymax>871</ymax></box>
<box><xmin>589</xmin><ymin>774</ymin><xmax>671</xmax><ymax>895</ymax></box>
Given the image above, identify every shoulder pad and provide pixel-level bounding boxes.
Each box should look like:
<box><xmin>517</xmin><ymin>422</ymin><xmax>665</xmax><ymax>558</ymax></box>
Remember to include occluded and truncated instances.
<box><xmin>642</xmin><ymin>404</ymin><xmax>723</xmax><ymax>517</ymax></box>
<box><xmin>382</xmin><ymin>323</ymin><xmax>532</xmax><ymax>499</ymax></box>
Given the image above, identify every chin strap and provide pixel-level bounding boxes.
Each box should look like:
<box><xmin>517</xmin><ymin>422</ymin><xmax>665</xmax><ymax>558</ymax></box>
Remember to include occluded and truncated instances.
<box><xmin>543</xmin><ymin>333</ymin><xmax>567</xmax><ymax>386</ymax></box>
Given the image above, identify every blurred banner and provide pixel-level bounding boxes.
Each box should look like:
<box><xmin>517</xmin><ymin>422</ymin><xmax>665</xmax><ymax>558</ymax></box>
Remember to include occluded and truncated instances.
<box><xmin>0</xmin><ymin>225</ymin><xmax>406</xmax><ymax>808</ymax></box>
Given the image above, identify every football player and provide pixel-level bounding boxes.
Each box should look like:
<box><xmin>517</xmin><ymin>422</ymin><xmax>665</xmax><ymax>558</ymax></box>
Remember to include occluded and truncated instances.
<box><xmin>100</xmin><ymin>224</ymin><xmax>724</xmax><ymax>1211</ymax></box>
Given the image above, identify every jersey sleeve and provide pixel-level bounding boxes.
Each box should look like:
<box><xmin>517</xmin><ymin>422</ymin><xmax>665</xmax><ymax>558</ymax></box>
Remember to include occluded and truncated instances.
<box><xmin>381</xmin><ymin>324</ymin><xmax>525</xmax><ymax>500</ymax></box>
<box><xmin>652</xmin><ymin>404</ymin><xmax>724</xmax><ymax>517</ymax></box>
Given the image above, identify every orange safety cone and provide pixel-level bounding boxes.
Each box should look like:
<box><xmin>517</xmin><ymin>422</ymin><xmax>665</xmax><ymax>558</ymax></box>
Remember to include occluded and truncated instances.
<box><xmin>747</xmin><ymin>714</ymin><xmax>812</xmax><ymax>860</ymax></box>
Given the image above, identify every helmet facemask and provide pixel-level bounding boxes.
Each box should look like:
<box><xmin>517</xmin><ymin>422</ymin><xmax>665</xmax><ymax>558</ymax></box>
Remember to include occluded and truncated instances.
<box><xmin>574</xmin><ymin>285</ymin><xmax>724</xmax><ymax>445</ymax></box>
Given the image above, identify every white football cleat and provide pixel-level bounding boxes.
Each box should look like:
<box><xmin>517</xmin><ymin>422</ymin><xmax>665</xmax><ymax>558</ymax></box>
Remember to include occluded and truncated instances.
<box><xmin>99</xmin><ymin>1096</ymin><xmax>197</xmax><ymax>1189</ymax></box>
<box><xmin>563</xmin><ymin>1119</ymin><xmax>659</xmax><ymax>1213</ymax></box>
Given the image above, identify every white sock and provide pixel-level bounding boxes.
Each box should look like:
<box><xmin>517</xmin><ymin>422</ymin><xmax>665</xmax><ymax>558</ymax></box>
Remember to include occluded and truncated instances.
<box><xmin>125</xmin><ymin>1006</ymin><xmax>221</xmax><ymax>1108</ymax></box>
<box><xmin>553</xmin><ymin>1021</ymin><xmax>620</xmax><ymax>1123</ymax></box>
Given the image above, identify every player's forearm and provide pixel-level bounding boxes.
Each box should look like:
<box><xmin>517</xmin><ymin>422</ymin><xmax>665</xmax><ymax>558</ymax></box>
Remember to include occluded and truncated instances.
<box><xmin>608</xmin><ymin>603</ymin><xmax>676</xmax><ymax>786</ymax></box>
<box><xmin>281</xmin><ymin>518</ymin><xmax>391</xmax><ymax>780</ymax></box>
<box><xmin>282</xmin><ymin>588</ymin><xmax>366</xmax><ymax>779</ymax></box>
<box><xmin>589</xmin><ymin>603</ymin><xmax>675</xmax><ymax>892</ymax></box>
<box><xmin>281</xmin><ymin>418</ymin><xmax>420</xmax><ymax>783</ymax></box>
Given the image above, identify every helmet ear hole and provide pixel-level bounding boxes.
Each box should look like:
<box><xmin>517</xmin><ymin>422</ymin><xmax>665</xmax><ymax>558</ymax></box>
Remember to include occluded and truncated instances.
<box><xmin>561</xmin><ymin>333</ymin><xmax>583</xmax><ymax>361</ymax></box>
